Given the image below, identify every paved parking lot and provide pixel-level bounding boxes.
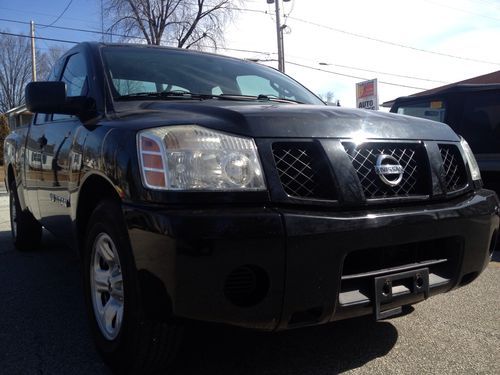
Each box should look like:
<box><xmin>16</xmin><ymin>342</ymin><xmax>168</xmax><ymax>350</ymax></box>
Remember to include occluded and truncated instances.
<box><xmin>0</xmin><ymin>190</ymin><xmax>499</xmax><ymax>374</ymax></box>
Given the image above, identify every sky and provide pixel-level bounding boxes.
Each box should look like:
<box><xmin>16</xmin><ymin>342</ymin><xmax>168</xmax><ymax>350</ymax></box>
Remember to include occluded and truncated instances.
<box><xmin>1</xmin><ymin>0</ymin><xmax>500</xmax><ymax>108</ymax></box>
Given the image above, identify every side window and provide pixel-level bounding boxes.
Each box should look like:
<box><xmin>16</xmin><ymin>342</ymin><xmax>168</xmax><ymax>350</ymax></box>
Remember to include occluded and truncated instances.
<box><xmin>460</xmin><ymin>91</ymin><xmax>500</xmax><ymax>154</ymax></box>
<box><xmin>61</xmin><ymin>53</ymin><xmax>88</xmax><ymax>97</ymax></box>
<box><xmin>46</xmin><ymin>58</ymin><xmax>64</xmax><ymax>81</ymax></box>
<box><xmin>53</xmin><ymin>53</ymin><xmax>88</xmax><ymax>121</ymax></box>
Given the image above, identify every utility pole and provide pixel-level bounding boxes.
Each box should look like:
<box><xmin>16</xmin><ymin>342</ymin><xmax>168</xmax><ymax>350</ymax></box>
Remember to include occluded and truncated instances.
<box><xmin>101</xmin><ymin>0</ymin><xmax>106</xmax><ymax>42</ymax></box>
<box><xmin>268</xmin><ymin>0</ymin><xmax>290</xmax><ymax>73</ymax></box>
<box><xmin>273</xmin><ymin>0</ymin><xmax>284</xmax><ymax>72</ymax></box>
<box><xmin>30</xmin><ymin>20</ymin><xmax>37</xmax><ymax>81</ymax></box>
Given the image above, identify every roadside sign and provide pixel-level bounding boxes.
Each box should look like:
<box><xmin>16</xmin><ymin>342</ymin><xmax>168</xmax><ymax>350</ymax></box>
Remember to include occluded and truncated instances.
<box><xmin>356</xmin><ymin>79</ymin><xmax>379</xmax><ymax>110</ymax></box>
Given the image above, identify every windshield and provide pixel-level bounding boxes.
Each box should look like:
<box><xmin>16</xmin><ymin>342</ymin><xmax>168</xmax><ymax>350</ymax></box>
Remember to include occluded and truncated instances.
<box><xmin>101</xmin><ymin>46</ymin><xmax>324</xmax><ymax>105</ymax></box>
<box><xmin>395</xmin><ymin>99</ymin><xmax>447</xmax><ymax>123</ymax></box>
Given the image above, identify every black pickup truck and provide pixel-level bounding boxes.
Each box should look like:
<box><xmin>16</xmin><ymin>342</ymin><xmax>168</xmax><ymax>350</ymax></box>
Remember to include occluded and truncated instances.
<box><xmin>3</xmin><ymin>42</ymin><xmax>499</xmax><ymax>374</ymax></box>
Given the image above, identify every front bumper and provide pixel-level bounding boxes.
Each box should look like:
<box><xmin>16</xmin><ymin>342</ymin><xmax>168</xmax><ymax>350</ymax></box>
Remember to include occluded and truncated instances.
<box><xmin>123</xmin><ymin>189</ymin><xmax>499</xmax><ymax>331</ymax></box>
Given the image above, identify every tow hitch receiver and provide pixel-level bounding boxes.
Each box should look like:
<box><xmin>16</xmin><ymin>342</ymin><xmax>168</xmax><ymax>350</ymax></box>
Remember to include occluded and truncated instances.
<box><xmin>374</xmin><ymin>268</ymin><xmax>429</xmax><ymax>320</ymax></box>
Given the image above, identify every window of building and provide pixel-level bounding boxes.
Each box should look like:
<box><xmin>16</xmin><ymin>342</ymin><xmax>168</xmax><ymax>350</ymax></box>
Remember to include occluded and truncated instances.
<box><xmin>396</xmin><ymin>100</ymin><xmax>447</xmax><ymax>123</ymax></box>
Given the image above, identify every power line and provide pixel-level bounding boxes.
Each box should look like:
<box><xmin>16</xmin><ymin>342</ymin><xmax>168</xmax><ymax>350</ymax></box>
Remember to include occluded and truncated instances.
<box><xmin>0</xmin><ymin>30</ymin><xmax>431</xmax><ymax>91</ymax></box>
<box><xmin>422</xmin><ymin>0</ymin><xmax>500</xmax><ymax>22</ymax></box>
<box><xmin>0</xmin><ymin>17</ymin><xmax>453</xmax><ymax>85</ymax></box>
<box><xmin>0</xmin><ymin>17</ymin><xmax>141</xmax><ymax>39</ymax></box>
<box><xmin>1</xmin><ymin>19</ymin><xmax>447</xmax><ymax>84</ymax></box>
<box><xmin>0</xmin><ymin>17</ymin><xmax>455</xmax><ymax>83</ymax></box>
<box><xmin>286</xmin><ymin>61</ymin><xmax>430</xmax><ymax>90</ymax></box>
<box><xmin>0</xmin><ymin>17</ymin><xmax>276</xmax><ymax>56</ymax></box>
<box><xmin>0</xmin><ymin>30</ymin><xmax>273</xmax><ymax>57</ymax></box>
<box><xmin>280</xmin><ymin>51</ymin><xmax>449</xmax><ymax>84</ymax></box>
<box><xmin>227</xmin><ymin>6</ymin><xmax>268</xmax><ymax>15</ymax></box>
<box><xmin>3</xmin><ymin>3</ymin><xmax>499</xmax><ymax>66</ymax></box>
<box><xmin>316</xmin><ymin>62</ymin><xmax>447</xmax><ymax>84</ymax></box>
<box><xmin>0</xmin><ymin>31</ymin><xmax>78</xmax><ymax>44</ymax></box>
<box><xmin>286</xmin><ymin>15</ymin><xmax>500</xmax><ymax>66</ymax></box>
<box><xmin>211</xmin><ymin>46</ymin><xmax>273</xmax><ymax>56</ymax></box>
<box><xmin>0</xmin><ymin>16</ymin><xmax>482</xmax><ymax>87</ymax></box>
<box><xmin>223</xmin><ymin>5</ymin><xmax>500</xmax><ymax>66</ymax></box>
<box><xmin>40</xmin><ymin>0</ymin><xmax>74</xmax><ymax>29</ymax></box>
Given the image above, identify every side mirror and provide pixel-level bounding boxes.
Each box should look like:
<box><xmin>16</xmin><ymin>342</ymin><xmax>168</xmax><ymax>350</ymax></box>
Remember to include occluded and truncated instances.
<box><xmin>25</xmin><ymin>81</ymin><xmax>89</xmax><ymax>116</ymax></box>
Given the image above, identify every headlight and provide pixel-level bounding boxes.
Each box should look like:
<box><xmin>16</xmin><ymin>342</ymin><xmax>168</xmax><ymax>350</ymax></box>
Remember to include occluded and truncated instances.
<box><xmin>460</xmin><ymin>137</ymin><xmax>481</xmax><ymax>181</ymax></box>
<box><xmin>137</xmin><ymin>125</ymin><xmax>266</xmax><ymax>191</ymax></box>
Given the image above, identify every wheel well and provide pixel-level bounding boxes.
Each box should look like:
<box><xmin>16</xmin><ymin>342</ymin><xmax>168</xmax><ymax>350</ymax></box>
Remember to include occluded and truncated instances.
<box><xmin>76</xmin><ymin>175</ymin><xmax>121</xmax><ymax>257</ymax></box>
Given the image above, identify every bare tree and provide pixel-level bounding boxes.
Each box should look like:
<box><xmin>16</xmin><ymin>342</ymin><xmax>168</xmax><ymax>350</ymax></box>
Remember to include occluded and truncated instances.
<box><xmin>0</xmin><ymin>33</ymin><xmax>67</xmax><ymax>113</ymax></box>
<box><xmin>38</xmin><ymin>44</ymin><xmax>68</xmax><ymax>79</ymax></box>
<box><xmin>318</xmin><ymin>91</ymin><xmax>334</xmax><ymax>103</ymax></box>
<box><xmin>318</xmin><ymin>91</ymin><xmax>340</xmax><ymax>106</ymax></box>
<box><xmin>105</xmin><ymin>0</ymin><xmax>239</xmax><ymax>48</ymax></box>
<box><xmin>0</xmin><ymin>114</ymin><xmax>9</xmax><ymax>165</ymax></box>
<box><xmin>0</xmin><ymin>33</ymin><xmax>32</xmax><ymax>113</ymax></box>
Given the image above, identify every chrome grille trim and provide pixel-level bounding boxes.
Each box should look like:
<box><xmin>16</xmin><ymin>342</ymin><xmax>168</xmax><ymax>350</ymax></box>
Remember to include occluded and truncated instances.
<box><xmin>439</xmin><ymin>144</ymin><xmax>468</xmax><ymax>193</ymax></box>
<box><xmin>272</xmin><ymin>142</ymin><xmax>336</xmax><ymax>200</ymax></box>
<box><xmin>343</xmin><ymin>142</ymin><xmax>429</xmax><ymax>199</ymax></box>
<box><xmin>273</xmin><ymin>147</ymin><xmax>316</xmax><ymax>197</ymax></box>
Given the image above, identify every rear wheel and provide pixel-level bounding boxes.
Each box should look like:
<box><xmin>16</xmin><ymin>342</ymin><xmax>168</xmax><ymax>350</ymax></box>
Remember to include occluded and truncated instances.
<box><xmin>9</xmin><ymin>181</ymin><xmax>42</xmax><ymax>251</ymax></box>
<box><xmin>83</xmin><ymin>200</ymin><xmax>182</xmax><ymax>374</ymax></box>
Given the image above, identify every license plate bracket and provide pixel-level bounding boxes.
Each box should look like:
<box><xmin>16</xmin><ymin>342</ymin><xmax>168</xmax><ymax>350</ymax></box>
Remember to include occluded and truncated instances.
<box><xmin>374</xmin><ymin>268</ymin><xmax>429</xmax><ymax>320</ymax></box>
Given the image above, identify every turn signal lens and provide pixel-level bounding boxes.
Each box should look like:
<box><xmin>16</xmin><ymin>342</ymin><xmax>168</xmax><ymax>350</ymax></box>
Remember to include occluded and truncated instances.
<box><xmin>144</xmin><ymin>170</ymin><xmax>166</xmax><ymax>187</ymax></box>
<box><xmin>142</xmin><ymin>154</ymin><xmax>163</xmax><ymax>169</ymax></box>
<box><xmin>460</xmin><ymin>137</ymin><xmax>481</xmax><ymax>182</ymax></box>
<box><xmin>141</xmin><ymin>136</ymin><xmax>161</xmax><ymax>152</ymax></box>
<box><xmin>138</xmin><ymin>134</ymin><xmax>168</xmax><ymax>189</ymax></box>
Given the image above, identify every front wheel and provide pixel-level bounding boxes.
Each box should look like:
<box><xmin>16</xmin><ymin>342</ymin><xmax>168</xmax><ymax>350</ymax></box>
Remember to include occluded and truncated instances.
<box><xmin>83</xmin><ymin>200</ymin><xmax>182</xmax><ymax>374</ymax></box>
<box><xmin>9</xmin><ymin>181</ymin><xmax>42</xmax><ymax>251</ymax></box>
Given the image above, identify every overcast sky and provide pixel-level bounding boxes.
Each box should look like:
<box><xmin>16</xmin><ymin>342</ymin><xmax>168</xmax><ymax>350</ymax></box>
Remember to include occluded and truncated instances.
<box><xmin>1</xmin><ymin>0</ymin><xmax>500</xmax><ymax>108</ymax></box>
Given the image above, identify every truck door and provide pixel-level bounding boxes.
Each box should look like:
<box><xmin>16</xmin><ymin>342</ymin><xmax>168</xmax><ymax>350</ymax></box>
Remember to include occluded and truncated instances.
<box><xmin>24</xmin><ymin>113</ymin><xmax>48</xmax><ymax>220</ymax></box>
<box><xmin>34</xmin><ymin>52</ymin><xmax>89</xmax><ymax>240</ymax></box>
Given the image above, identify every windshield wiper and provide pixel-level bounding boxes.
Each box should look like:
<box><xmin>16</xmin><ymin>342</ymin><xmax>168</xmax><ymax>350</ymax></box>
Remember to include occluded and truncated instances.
<box><xmin>116</xmin><ymin>91</ymin><xmax>303</xmax><ymax>104</ymax></box>
<box><xmin>117</xmin><ymin>91</ymin><xmax>238</xmax><ymax>101</ymax></box>
<box><xmin>212</xmin><ymin>93</ymin><xmax>303</xmax><ymax>104</ymax></box>
<box><xmin>255</xmin><ymin>94</ymin><xmax>303</xmax><ymax>104</ymax></box>
<box><xmin>116</xmin><ymin>91</ymin><xmax>201</xmax><ymax>100</ymax></box>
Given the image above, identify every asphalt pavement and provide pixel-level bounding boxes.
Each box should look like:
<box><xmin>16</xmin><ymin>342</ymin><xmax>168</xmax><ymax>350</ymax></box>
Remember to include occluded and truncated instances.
<box><xmin>0</xmin><ymin>192</ymin><xmax>498</xmax><ymax>374</ymax></box>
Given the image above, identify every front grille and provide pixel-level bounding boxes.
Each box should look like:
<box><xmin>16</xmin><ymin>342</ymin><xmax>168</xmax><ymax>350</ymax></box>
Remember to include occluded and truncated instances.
<box><xmin>343</xmin><ymin>142</ymin><xmax>429</xmax><ymax>199</ymax></box>
<box><xmin>439</xmin><ymin>144</ymin><xmax>468</xmax><ymax>193</ymax></box>
<box><xmin>272</xmin><ymin>142</ymin><xmax>336</xmax><ymax>200</ymax></box>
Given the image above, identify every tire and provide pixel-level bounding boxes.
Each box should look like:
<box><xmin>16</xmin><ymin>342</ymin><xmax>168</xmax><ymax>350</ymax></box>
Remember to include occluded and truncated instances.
<box><xmin>9</xmin><ymin>181</ymin><xmax>42</xmax><ymax>251</ymax></box>
<box><xmin>82</xmin><ymin>200</ymin><xmax>182</xmax><ymax>374</ymax></box>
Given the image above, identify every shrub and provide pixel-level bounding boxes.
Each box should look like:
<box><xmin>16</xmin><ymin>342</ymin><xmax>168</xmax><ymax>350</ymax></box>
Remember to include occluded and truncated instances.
<box><xmin>0</xmin><ymin>114</ymin><xmax>10</xmax><ymax>165</ymax></box>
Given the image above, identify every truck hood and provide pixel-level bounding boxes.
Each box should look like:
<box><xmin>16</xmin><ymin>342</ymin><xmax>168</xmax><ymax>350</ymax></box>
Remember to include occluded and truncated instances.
<box><xmin>112</xmin><ymin>101</ymin><xmax>460</xmax><ymax>141</ymax></box>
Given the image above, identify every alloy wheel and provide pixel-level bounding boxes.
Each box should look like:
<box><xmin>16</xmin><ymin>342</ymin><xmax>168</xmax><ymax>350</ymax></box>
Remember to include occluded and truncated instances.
<box><xmin>90</xmin><ymin>232</ymin><xmax>124</xmax><ymax>340</ymax></box>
